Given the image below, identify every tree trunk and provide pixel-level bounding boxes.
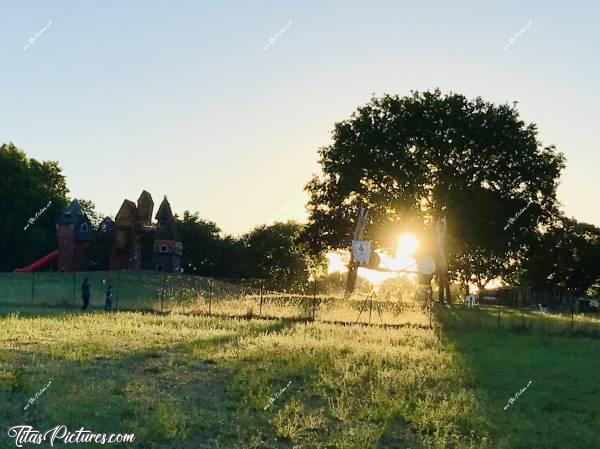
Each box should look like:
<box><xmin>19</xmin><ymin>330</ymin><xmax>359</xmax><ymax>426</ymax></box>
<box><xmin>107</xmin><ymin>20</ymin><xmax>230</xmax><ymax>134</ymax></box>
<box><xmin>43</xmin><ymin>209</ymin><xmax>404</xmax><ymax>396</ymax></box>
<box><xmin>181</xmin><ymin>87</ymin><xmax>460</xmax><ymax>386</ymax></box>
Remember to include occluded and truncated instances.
<box><xmin>445</xmin><ymin>279</ymin><xmax>452</xmax><ymax>305</ymax></box>
<box><xmin>437</xmin><ymin>275</ymin><xmax>445</xmax><ymax>303</ymax></box>
<box><xmin>344</xmin><ymin>265</ymin><xmax>358</xmax><ymax>298</ymax></box>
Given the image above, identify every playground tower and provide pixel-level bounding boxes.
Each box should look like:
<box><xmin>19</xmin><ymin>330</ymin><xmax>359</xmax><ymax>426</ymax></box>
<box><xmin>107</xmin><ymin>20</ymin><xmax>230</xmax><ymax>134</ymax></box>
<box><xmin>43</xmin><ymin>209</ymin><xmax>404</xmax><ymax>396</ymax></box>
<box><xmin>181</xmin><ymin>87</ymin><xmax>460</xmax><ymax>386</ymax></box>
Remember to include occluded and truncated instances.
<box><xmin>56</xmin><ymin>200</ymin><xmax>93</xmax><ymax>271</ymax></box>
<box><xmin>16</xmin><ymin>191</ymin><xmax>182</xmax><ymax>273</ymax></box>
<box><xmin>152</xmin><ymin>196</ymin><xmax>182</xmax><ymax>272</ymax></box>
<box><xmin>109</xmin><ymin>191</ymin><xmax>182</xmax><ymax>272</ymax></box>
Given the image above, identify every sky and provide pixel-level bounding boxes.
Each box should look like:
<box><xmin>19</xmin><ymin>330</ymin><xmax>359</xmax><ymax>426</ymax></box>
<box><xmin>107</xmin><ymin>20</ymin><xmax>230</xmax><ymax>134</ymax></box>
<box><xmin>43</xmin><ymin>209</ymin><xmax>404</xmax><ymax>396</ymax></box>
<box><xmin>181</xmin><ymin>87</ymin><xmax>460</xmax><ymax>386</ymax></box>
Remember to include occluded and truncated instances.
<box><xmin>1</xmin><ymin>0</ymin><xmax>599</xmax><ymax>235</ymax></box>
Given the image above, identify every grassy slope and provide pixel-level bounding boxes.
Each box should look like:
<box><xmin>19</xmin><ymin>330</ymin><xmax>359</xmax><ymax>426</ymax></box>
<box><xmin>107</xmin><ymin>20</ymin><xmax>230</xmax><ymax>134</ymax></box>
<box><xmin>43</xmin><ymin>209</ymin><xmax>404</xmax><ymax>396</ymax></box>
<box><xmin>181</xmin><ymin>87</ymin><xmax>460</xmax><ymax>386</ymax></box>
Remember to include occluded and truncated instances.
<box><xmin>1</xmin><ymin>307</ymin><xmax>488</xmax><ymax>449</ymax></box>
<box><xmin>445</xmin><ymin>331</ymin><xmax>600</xmax><ymax>449</ymax></box>
<box><xmin>438</xmin><ymin>306</ymin><xmax>600</xmax><ymax>449</ymax></box>
<box><xmin>0</xmin><ymin>306</ymin><xmax>598</xmax><ymax>449</ymax></box>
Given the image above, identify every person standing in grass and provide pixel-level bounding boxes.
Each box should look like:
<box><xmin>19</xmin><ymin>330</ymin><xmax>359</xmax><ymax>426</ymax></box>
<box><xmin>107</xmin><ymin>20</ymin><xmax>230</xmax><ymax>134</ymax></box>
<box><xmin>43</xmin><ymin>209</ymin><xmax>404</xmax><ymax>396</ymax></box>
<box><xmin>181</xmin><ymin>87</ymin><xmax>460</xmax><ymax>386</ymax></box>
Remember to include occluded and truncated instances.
<box><xmin>81</xmin><ymin>278</ymin><xmax>91</xmax><ymax>311</ymax></box>
<box><xmin>465</xmin><ymin>293</ymin><xmax>476</xmax><ymax>307</ymax></box>
<box><xmin>105</xmin><ymin>285</ymin><xmax>113</xmax><ymax>311</ymax></box>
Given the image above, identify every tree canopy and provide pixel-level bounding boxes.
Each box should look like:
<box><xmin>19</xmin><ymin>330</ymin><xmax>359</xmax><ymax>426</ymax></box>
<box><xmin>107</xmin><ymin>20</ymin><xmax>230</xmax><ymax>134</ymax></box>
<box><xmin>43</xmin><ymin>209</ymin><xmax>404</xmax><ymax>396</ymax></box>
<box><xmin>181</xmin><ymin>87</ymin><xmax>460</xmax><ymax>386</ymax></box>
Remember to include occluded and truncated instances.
<box><xmin>178</xmin><ymin>212</ymin><xmax>316</xmax><ymax>290</ymax></box>
<box><xmin>178</xmin><ymin>211</ymin><xmax>245</xmax><ymax>278</ymax></box>
<box><xmin>238</xmin><ymin>221</ymin><xmax>317</xmax><ymax>291</ymax></box>
<box><xmin>0</xmin><ymin>143</ymin><xmax>69</xmax><ymax>271</ymax></box>
<box><xmin>304</xmin><ymin>89</ymin><xmax>566</xmax><ymax>294</ymax></box>
<box><xmin>520</xmin><ymin>216</ymin><xmax>600</xmax><ymax>296</ymax></box>
<box><xmin>78</xmin><ymin>199</ymin><xmax>103</xmax><ymax>227</ymax></box>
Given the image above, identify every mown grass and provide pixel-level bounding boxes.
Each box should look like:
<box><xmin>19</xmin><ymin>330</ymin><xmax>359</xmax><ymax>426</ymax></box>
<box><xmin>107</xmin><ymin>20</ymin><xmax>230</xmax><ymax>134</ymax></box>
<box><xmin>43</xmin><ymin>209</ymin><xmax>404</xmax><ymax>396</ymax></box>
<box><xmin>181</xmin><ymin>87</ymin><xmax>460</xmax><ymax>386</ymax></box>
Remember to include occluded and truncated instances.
<box><xmin>0</xmin><ymin>303</ymin><xmax>598</xmax><ymax>449</ymax></box>
<box><xmin>0</xmin><ymin>272</ymin><xmax>426</xmax><ymax>326</ymax></box>
<box><xmin>437</xmin><ymin>304</ymin><xmax>600</xmax><ymax>337</ymax></box>
<box><xmin>437</xmin><ymin>305</ymin><xmax>600</xmax><ymax>449</ymax></box>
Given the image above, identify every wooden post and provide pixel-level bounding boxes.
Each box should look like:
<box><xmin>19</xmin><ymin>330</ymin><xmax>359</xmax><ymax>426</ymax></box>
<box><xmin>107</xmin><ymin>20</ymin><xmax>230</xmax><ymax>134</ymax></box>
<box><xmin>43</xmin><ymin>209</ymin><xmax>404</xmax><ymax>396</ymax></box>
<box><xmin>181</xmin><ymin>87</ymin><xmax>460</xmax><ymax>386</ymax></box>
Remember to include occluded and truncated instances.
<box><xmin>435</xmin><ymin>215</ymin><xmax>450</xmax><ymax>304</ymax></box>
<box><xmin>31</xmin><ymin>272</ymin><xmax>35</xmax><ymax>303</ymax></box>
<box><xmin>345</xmin><ymin>207</ymin><xmax>368</xmax><ymax>298</ymax></box>
<box><xmin>570</xmin><ymin>293</ymin><xmax>574</xmax><ymax>330</ymax></box>
<box><xmin>115</xmin><ymin>271</ymin><xmax>120</xmax><ymax>310</ymax></box>
<box><xmin>72</xmin><ymin>272</ymin><xmax>76</xmax><ymax>307</ymax></box>
<box><xmin>428</xmin><ymin>302</ymin><xmax>432</xmax><ymax>329</ymax></box>
<box><xmin>312</xmin><ymin>279</ymin><xmax>317</xmax><ymax>321</ymax></box>
<box><xmin>161</xmin><ymin>271</ymin><xmax>166</xmax><ymax>312</ymax></box>
<box><xmin>259</xmin><ymin>279</ymin><xmax>264</xmax><ymax>317</ymax></box>
<box><xmin>497</xmin><ymin>304</ymin><xmax>501</xmax><ymax>329</ymax></box>
<box><xmin>208</xmin><ymin>278</ymin><xmax>213</xmax><ymax>316</ymax></box>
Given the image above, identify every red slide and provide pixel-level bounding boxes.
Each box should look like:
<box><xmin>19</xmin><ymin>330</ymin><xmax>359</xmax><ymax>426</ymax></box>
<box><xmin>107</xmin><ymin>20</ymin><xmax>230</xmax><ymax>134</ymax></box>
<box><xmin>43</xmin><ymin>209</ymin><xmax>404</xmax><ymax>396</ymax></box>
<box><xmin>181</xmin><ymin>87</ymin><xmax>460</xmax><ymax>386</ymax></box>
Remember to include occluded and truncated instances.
<box><xmin>15</xmin><ymin>250</ymin><xmax>59</xmax><ymax>272</ymax></box>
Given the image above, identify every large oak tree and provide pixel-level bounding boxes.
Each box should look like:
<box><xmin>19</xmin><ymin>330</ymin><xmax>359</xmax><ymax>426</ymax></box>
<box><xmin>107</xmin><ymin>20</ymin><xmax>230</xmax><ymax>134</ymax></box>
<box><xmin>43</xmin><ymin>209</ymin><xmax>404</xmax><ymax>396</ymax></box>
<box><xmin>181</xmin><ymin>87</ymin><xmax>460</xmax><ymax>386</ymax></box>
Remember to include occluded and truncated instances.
<box><xmin>304</xmin><ymin>90</ymin><xmax>565</xmax><ymax>302</ymax></box>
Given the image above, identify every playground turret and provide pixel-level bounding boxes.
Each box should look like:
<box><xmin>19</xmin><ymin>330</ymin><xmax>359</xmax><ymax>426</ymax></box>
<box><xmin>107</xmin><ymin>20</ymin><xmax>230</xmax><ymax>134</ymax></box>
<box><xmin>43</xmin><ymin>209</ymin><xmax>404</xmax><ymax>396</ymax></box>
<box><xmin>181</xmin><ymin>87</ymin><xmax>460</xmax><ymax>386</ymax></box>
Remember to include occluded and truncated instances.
<box><xmin>56</xmin><ymin>200</ymin><xmax>92</xmax><ymax>271</ymax></box>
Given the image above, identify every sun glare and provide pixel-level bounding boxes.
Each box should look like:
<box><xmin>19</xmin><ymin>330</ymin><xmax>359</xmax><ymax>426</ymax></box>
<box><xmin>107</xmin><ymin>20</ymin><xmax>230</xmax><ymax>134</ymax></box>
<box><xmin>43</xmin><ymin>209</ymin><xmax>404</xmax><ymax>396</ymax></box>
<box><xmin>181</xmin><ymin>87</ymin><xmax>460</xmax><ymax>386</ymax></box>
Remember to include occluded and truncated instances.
<box><xmin>398</xmin><ymin>233</ymin><xmax>418</xmax><ymax>256</ymax></box>
<box><xmin>325</xmin><ymin>234</ymin><xmax>421</xmax><ymax>287</ymax></box>
<box><xmin>326</xmin><ymin>251</ymin><xmax>347</xmax><ymax>274</ymax></box>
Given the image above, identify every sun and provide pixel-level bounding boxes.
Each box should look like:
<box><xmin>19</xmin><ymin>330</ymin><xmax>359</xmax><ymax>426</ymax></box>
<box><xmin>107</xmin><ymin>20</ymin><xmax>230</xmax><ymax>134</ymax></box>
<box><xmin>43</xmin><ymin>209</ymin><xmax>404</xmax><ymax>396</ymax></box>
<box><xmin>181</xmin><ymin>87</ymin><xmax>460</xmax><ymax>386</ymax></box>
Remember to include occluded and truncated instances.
<box><xmin>326</xmin><ymin>251</ymin><xmax>347</xmax><ymax>274</ymax></box>
<box><xmin>398</xmin><ymin>233</ymin><xmax>418</xmax><ymax>256</ymax></box>
<box><xmin>325</xmin><ymin>234</ymin><xmax>421</xmax><ymax>287</ymax></box>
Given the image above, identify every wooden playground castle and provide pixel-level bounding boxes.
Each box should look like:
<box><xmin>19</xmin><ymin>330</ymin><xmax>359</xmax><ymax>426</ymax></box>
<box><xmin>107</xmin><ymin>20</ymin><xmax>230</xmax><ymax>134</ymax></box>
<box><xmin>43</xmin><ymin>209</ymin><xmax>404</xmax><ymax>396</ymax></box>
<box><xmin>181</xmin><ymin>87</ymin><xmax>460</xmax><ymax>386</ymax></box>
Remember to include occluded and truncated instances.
<box><xmin>17</xmin><ymin>191</ymin><xmax>182</xmax><ymax>273</ymax></box>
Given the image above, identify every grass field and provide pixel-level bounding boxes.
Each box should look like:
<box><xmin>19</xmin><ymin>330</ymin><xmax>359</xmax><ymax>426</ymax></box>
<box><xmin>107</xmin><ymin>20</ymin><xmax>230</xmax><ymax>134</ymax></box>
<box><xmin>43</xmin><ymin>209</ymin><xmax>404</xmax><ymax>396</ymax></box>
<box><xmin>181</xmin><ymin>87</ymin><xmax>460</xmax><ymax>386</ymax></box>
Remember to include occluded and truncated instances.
<box><xmin>0</xmin><ymin>303</ymin><xmax>598</xmax><ymax>449</ymax></box>
<box><xmin>0</xmin><ymin>271</ymin><xmax>432</xmax><ymax>325</ymax></box>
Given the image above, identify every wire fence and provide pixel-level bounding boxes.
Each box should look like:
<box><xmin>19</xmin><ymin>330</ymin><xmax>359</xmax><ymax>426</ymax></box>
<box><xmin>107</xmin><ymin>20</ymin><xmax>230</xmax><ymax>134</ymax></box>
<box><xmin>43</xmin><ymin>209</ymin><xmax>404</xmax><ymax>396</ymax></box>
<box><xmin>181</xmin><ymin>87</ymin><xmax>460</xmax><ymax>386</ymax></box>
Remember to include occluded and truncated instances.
<box><xmin>0</xmin><ymin>271</ymin><xmax>598</xmax><ymax>335</ymax></box>
<box><xmin>436</xmin><ymin>303</ymin><xmax>600</xmax><ymax>338</ymax></box>
<box><xmin>0</xmin><ymin>271</ymin><xmax>431</xmax><ymax>327</ymax></box>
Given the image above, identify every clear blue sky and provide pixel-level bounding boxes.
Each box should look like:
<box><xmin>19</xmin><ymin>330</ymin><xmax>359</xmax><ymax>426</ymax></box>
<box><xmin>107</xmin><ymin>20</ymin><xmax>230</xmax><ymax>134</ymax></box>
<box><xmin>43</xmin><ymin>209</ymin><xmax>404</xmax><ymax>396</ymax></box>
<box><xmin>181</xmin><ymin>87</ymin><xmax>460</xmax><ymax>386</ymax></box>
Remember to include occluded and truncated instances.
<box><xmin>2</xmin><ymin>0</ymin><xmax>599</xmax><ymax>235</ymax></box>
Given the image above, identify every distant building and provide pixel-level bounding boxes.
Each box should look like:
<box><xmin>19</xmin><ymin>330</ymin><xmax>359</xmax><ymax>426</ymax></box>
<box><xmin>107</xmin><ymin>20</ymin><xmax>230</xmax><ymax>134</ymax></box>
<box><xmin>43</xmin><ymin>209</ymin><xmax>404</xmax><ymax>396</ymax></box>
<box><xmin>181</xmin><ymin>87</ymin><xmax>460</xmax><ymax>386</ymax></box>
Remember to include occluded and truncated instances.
<box><xmin>152</xmin><ymin>196</ymin><xmax>183</xmax><ymax>272</ymax></box>
<box><xmin>56</xmin><ymin>200</ymin><xmax>93</xmax><ymax>271</ymax></box>
<box><xmin>56</xmin><ymin>191</ymin><xmax>182</xmax><ymax>272</ymax></box>
<box><xmin>98</xmin><ymin>217</ymin><xmax>115</xmax><ymax>234</ymax></box>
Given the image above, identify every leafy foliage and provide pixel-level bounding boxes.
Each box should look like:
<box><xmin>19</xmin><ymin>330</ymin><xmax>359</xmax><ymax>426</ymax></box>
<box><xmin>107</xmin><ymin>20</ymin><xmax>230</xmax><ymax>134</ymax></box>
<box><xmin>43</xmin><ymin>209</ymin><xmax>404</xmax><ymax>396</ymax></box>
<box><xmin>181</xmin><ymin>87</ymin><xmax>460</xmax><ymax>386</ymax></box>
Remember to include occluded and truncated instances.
<box><xmin>179</xmin><ymin>212</ymin><xmax>319</xmax><ymax>289</ymax></box>
<box><xmin>77</xmin><ymin>199</ymin><xmax>102</xmax><ymax>227</ymax></box>
<box><xmin>178</xmin><ymin>211</ymin><xmax>243</xmax><ymax>278</ymax></box>
<box><xmin>304</xmin><ymin>90</ymin><xmax>565</xmax><ymax>286</ymax></box>
<box><xmin>238</xmin><ymin>221</ymin><xmax>319</xmax><ymax>291</ymax></box>
<box><xmin>0</xmin><ymin>142</ymin><xmax>69</xmax><ymax>270</ymax></box>
<box><xmin>521</xmin><ymin>216</ymin><xmax>600</xmax><ymax>295</ymax></box>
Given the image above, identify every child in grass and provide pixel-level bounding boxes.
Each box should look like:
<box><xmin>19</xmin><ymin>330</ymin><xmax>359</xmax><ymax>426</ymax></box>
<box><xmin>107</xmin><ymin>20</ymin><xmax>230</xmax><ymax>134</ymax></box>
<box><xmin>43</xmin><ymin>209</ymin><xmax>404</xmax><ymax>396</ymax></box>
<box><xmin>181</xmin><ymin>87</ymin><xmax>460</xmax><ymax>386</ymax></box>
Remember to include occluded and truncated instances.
<box><xmin>81</xmin><ymin>279</ymin><xmax>90</xmax><ymax>310</ymax></box>
<box><xmin>465</xmin><ymin>293</ymin><xmax>476</xmax><ymax>307</ymax></box>
<box><xmin>105</xmin><ymin>285</ymin><xmax>113</xmax><ymax>311</ymax></box>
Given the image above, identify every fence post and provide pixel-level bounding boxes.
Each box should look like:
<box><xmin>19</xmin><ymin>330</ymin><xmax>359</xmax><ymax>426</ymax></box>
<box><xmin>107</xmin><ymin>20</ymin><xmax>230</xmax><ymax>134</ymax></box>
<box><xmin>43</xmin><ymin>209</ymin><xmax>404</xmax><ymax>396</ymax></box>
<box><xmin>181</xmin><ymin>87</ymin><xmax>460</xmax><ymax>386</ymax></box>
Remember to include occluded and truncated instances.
<box><xmin>31</xmin><ymin>272</ymin><xmax>35</xmax><ymax>303</ymax></box>
<box><xmin>497</xmin><ymin>294</ymin><xmax>501</xmax><ymax>329</ymax></box>
<box><xmin>259</xmin><ymin>279</ymin><xmax>264</xmax><ymax>317</ymax></box>
<box><xmin>115</xmin><ymin>271</ymin><xmax>120</xmax><ymax>310</ymax></box>
<box><xmin>72</xmin><ymin>272</ymin><xmax>76</xmax><ymax>307</ymax></box>
<box><xmin>312</xmin><ymin>279</ymin><xmax>317</xmax><ymax>321</ymax></box>
<box><xmin>428</xmin><ymin>301</ymin><xmax>432</xmax><ymax>329</ymax></box>
<box><xmin>497</xmin><ymin>304</ymin><xmax>501</xmax><ymax>329</ymax></box>
<box><xmin>570</xmin><ymin>293</ymin><xmax>574</xmax><ymax>330</ymax></box>
<box><xmin>208</xmin><ymin>278</ymin><xmax>213</xmax><ymax>316</ymax></box>
<box><xmin>160</xmin><ymin>271</ymin><xmax>166</xmax><ymax>312</ymax></box>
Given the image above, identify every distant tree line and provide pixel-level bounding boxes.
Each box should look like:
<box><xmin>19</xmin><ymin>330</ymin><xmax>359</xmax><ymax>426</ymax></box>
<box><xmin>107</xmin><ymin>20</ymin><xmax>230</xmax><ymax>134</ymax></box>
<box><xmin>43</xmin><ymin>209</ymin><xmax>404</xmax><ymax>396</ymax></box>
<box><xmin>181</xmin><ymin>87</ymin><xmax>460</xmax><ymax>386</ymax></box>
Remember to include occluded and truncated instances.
<box><xmin>0</xmin><ymin>142</ymin><xmax>320</xmax><ymax>290</ymax></box>
<box><xmin>4</xmin><ymin>87</ymin><xmax>600</xmax><ymax>299</ymax></box>
<box><xmin>176</xmin><ymin>211</ymin><xmax>320</xmax><ymax>290</ymax></box>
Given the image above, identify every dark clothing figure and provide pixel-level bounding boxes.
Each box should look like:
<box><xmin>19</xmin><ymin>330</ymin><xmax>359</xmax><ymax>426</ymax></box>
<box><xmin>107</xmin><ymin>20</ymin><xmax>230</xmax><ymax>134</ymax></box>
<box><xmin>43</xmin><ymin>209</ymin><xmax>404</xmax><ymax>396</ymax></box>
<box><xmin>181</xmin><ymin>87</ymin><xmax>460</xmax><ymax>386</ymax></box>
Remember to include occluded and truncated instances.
<box><xmin>105</xmin><ymin>286</ymin><xmax>113</xmax><ymax>311</ymax></box>
<box><xmin>81</xmin><ymin>279</ymin><xmax>90</xmax><ymax>311</ymax></box>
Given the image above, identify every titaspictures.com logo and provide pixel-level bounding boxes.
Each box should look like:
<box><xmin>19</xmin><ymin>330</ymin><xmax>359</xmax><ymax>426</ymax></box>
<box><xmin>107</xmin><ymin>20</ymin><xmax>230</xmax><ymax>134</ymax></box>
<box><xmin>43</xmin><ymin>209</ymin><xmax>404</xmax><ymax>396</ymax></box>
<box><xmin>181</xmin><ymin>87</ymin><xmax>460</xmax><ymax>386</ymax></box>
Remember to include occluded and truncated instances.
<box><xmin>7</xmin><ymin>425</ymin><xmax>135</xmax><ymax>447</ymax></box>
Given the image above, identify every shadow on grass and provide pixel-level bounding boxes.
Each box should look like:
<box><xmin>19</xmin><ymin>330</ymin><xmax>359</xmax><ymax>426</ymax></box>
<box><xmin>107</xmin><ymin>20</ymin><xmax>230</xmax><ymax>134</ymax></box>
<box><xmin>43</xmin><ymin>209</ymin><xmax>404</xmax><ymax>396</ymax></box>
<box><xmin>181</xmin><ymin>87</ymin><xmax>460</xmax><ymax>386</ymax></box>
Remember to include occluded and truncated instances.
<box><xmin>0</xmin><ymin>317</ymin><xmax>300</xmax><ymax>449</ymax></box>
<box><xmin>435</xmin><ymin>304</ymin><xmax>600</xmax><ymax>449</ymax></box>
<box><xmin>0</xmin><ymin>306</ymin><xmax>438</xmax><ymax>449</ymax></box>
<box><xmin>439</xmin><ymin>304</ymin><xmax>600</xmax><ymax>339</ymax></box>
<box><xmin>374</xmin><ymin>414</ymin><xmax>425</xmax><ymax>449</ymax></box>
